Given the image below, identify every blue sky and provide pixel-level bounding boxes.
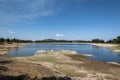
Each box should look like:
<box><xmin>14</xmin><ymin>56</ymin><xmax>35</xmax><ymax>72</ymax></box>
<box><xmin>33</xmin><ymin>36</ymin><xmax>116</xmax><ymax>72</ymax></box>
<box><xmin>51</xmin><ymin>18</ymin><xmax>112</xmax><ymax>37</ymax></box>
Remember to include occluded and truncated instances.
<box><xmin>0</xmin><ymin>0</ymin><xmax>120</xmax><ymax>40</ymax></box>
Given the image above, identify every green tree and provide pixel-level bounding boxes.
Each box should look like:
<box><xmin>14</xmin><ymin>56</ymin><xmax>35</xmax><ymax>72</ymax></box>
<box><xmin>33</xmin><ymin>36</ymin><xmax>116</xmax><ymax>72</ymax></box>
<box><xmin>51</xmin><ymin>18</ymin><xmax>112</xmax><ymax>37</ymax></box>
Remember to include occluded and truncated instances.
<box><xmin>92</xmin><ymin>39</ymin><xmax>105</xmax><ymax>43</ymax></box>
<box><xmin>106</xmin><ymin>36</ymin><xmax>120</xmax><ymax>44</ymax></box>
<box><xmin>0</xmin><ymin>38</ymin><xmax>4</xmax><ymax>42</ymax></box>
<box><xmin>6</xmin><ymin>38</ymin><xmax>11</xmax><ymax>43</ymax></box>
<box><xmin>106</xmin><ymin>39</ymin><xmax>112</xmax><ymax>43</ymax></box>
<box><xmin>0</xmin><ymin>38</ymin><xmax>5</xmax><ymax>44</ymax></box>
<box><xmin>116</xmin><ymin>36</ymin><xmax>120</xmax><ymax>43</ymax></box>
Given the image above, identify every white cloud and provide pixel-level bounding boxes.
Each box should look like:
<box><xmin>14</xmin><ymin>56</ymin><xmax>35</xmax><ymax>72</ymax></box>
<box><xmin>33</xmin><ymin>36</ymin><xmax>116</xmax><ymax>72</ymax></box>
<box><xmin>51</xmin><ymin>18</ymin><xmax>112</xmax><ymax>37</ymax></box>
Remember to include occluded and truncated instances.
<box><xmin>8</xmin><ymin>30</ymin><xmax>16</xmax><ymax>34</ymax></box>
<box><xmin>56</xmin><ymin>34</ymin><xmax>64</xmax><ymax>37</ymax></box>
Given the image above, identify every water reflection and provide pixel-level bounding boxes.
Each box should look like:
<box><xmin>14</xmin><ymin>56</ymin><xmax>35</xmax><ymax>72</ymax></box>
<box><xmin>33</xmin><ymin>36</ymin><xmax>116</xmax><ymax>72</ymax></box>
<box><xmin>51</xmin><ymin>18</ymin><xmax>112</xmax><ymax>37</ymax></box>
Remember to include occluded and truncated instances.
<box><xmin>6</xmin><ymin>44</ymin><xmax>120</xmax><ymax>63</ymax></box>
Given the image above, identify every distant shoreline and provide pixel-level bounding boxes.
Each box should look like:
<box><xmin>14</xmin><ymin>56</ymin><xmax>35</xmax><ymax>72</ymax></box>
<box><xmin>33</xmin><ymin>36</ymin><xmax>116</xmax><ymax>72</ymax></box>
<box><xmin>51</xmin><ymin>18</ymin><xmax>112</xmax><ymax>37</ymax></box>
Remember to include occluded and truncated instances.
<box><xmin>89</xmin><ymin>43</ymin><xmax>120</xmax><ymax>53</ymax></box>
<box><xmin>88</xmin><ymin>43</ymin><xmax>117</xmax><ymax>48</ymax></box>
<box><xmin>0</xmin><ymin>43</ymin><xmax>30</xmax><ymax>55</ymax></box>
<box><xmin>0</xmin><ymin>42</ymin><xmax>120</xmax><ymax>55</ymax></box>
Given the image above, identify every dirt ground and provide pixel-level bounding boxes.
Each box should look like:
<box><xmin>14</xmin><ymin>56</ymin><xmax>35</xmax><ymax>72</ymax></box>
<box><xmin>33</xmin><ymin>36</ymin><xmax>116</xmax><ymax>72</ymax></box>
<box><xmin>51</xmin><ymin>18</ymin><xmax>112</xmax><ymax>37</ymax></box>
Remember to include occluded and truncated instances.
<box><xmin>0</xmin><ymin>50</ymin><xmax>120</xmax><ymax>80</ymax></box>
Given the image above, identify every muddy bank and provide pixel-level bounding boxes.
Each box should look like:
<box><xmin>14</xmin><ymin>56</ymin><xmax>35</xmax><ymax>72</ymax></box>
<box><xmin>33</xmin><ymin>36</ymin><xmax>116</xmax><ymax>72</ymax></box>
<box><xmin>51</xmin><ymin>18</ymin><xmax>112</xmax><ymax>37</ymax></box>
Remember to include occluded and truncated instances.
<box><xmin>89</xmin><ymin>43</ymin><xmax>117</xmax><ymax>48</ymax></box>
<box><xmin>1</xmin><ymin>50</ymin><xmax>120</xmax><ymax>80</ymax></box>
<box><xmin>0</xmin><ymin>43</ymin><xmax>28</xmax><ymax>55</ymax></box>
<box><xmin>11</xmin><ymin>50</ymin><xmax>120</xmax><ymax>80</ymax></box>
<box><xmin>0</xmin><ymin>56</ymin><xmax>55</xmax><ymax>80</ymax></box>
<box><xmin>90</xmin><ymin>43</ymin><xmax>120</xmax><ymax>53</ymax></box>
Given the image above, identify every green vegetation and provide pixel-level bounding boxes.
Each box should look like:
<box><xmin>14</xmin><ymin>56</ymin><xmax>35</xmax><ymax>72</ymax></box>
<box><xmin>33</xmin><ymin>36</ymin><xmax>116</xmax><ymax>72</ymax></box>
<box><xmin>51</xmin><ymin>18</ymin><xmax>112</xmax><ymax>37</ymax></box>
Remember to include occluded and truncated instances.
<box><xmin>35</xmin><ymin>35</ymin><xmax>120</xmax><ymax>43</ymax></box>
<box><xmin>28</xmin><ymin>56</ymin><xmax>56</xmax><ymax>62</ymax></box>
<box><xmin>92</xmin><ymin>39</ymin><xmax>105</xmax><ymax>43</ymax></box>
<box><xmin>1</xmin><ymin>35</ymin><xmax>120</xmax><ymax>44</ymax></box>
<box><xmin>107</xmin><ymin>36</ymin><xmax>120</xmax><ymax>44</ymax></box>
<box><xmin>0</xmin><ymin>38</ymin><xmax>33</xmax><ymax>44</ymax></box>
<box><xmin>35</xmin><ymin>39</ymin><xmax>91</xmax><ymax>43</ymax></box>
<box><xmin>110</xmin><ymin>45</ymin><xmax>120</xmax><ymax>50</ymax></box>
<box><xmin>87</xmin><ymin>35</ymin><xmax>120</xmax><ymax>44</ymax></box>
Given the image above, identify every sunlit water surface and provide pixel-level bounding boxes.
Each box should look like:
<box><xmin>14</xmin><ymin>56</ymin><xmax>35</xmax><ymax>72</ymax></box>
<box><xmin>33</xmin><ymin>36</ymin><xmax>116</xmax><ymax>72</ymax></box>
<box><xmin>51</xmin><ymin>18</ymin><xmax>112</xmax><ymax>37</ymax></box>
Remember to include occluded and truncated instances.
<box><xmin>6</xmin><ymin>43</ymin><xmax>120</xmax><ymax>63</ymax></box>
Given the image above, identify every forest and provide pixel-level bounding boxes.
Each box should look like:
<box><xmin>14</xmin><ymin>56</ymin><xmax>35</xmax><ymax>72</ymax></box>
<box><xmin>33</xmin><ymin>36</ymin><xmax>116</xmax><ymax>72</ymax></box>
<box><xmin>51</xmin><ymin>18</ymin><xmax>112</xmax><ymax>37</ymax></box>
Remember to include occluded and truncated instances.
<box><xmin>0</xmin><ymin>36</ymin><xmax>120</xmax><ymax>44</ymax></box>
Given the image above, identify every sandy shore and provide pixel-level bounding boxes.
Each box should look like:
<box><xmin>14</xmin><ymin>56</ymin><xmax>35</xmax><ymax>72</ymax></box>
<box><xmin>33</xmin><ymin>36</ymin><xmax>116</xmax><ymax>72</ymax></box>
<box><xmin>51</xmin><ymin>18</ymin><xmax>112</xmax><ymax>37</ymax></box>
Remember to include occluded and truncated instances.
<box><xmin>89</xmin><ymin>43</ymin><xmax>120</xmax><ymax>53</ymax></box>
<box><xmin>88</xmin><ymin>43</ymin><xmax>118</xmax><ymax>48</ymax></box>
<box><xmin>0</xmin><ymin>43</ymin><xmax>27</xmax><ymax>55</ymax></box>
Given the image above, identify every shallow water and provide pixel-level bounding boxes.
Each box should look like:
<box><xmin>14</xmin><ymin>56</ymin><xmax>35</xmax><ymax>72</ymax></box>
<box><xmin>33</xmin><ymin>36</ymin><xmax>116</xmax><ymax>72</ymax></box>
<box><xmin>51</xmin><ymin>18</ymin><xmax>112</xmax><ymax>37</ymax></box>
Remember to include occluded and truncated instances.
<box><xmin>6</xmin><ymin>43</ymin><xmax>120</xmax><ymax>63</ymax></box>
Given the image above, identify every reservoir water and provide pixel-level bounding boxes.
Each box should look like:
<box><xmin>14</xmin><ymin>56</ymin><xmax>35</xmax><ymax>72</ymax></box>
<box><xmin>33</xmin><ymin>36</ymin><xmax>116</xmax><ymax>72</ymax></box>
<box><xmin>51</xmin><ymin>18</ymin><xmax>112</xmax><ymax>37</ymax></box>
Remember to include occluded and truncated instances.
<box><xmin>7</xmin><ymin>43</ymin><xmax>120</xmax><ymax>63</ymax></box>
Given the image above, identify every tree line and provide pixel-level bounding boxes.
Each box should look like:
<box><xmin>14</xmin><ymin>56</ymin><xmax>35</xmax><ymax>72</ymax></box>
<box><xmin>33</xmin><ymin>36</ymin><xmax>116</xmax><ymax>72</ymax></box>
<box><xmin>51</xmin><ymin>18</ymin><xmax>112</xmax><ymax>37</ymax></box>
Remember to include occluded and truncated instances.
<box><xmin>36</xmin><ymin>36</ymin><xmax>120</xmax><ymax>44</ymax></box>
<box><xmin>106</xmin><ymin>36</ymin><xmax>120</xmax><ymax>43</ymax></box>
<box><xmin>35</xmin><ymin>39</ymin><xmax>91</xmax><ymax>43</ymax></box>
<box><xmin>0</xmin><ymin>38</ymin><xmax>33</xmax><ymax>44</ymax></box>
<box><xmin>1</xmin><ymin>35</ymin><xmax>120</xmax><ymax>44</ymax></box>
<box><xmin>91</xmin><ymin>36</ymin><xmax>120</xmax><ymax>43</ymax></box>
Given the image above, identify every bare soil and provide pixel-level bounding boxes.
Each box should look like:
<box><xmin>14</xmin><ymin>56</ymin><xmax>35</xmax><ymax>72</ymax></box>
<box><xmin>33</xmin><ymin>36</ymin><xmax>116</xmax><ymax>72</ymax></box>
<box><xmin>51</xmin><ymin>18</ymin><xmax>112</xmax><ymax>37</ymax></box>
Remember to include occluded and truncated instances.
<box><xmin>0</xmin><ymin>50</ymin><xmax>120</xmax><ymax>80</ymax></box>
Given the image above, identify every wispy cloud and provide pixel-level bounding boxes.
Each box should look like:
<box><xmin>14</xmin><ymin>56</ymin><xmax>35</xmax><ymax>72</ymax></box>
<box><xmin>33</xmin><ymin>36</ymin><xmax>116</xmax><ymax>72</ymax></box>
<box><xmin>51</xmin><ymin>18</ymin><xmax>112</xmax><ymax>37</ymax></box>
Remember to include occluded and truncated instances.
<box><xmin>0</xmin><ymin>0</ymin><xmax>60</xmax><ymax>26</ymax></box>
<box><xmin>0</xmin><ymin>0</ymin><xmax>55</xmax><ymax>17</ymax></box>
<box><xmin>8</xmin><ymin>30</ymin><xmax>16</xmax><ymax>34</ymax></box>
<box><xmin>0</xmin><ymin>0</ymin><xmax>80</xmax><ymax>27</ymax></box>
<box><xmin>56</xmin><ymin>34</ymin><xmax>64</xmax><ymax>37</ymax></box>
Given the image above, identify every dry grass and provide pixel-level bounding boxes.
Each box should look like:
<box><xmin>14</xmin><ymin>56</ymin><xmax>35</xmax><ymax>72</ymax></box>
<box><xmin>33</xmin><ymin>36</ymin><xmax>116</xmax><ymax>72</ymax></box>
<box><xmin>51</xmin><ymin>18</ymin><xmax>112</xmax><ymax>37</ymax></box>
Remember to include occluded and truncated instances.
<box><xmin>110</xmin><ymin>45</ymin><xmax>120</xmax><ymax>50</ymax></box>
<box><xmin>1</xmin><ymin>50</ymin><xmax>120</xmax><ymax>80</ymax></box>
<box><xmin>27</xmin><ymin>55</ymin><xmax>56</xmax><ymax>63</ymax></box>
<box><xmin>0</xmin><ymin>57</ymin><xmax>55</xmax><ymax>79</ymax></box>
<box><xmin>54</xmin><ymin>64</ymin><xmax>87</xmax><ymax>77</ymax></box>
<box><xmin>67</xmin><ymin>54</ymin><xmax>120</xmax><ymax>77</ymax></box>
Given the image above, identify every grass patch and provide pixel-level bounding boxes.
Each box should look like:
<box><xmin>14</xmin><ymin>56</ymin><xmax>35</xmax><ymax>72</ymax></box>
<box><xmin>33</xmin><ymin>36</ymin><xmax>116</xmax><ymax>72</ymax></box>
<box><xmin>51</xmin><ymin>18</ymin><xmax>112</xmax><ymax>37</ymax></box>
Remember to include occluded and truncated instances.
<box><xmin>66</xmin><ymin>54</ymin><xmax>120</xmax><ymax>77</ymax></box>
<box><xmin>28</xmin><ymin>55</ymin><xmax>56</xmax><ymax>63</ymax></box>
<box><xmin>110</xmin><ymin>45</ymin><xmax>120</xmax><ymax>50</ymax></box>
<box><xmin>55</xmin><ymin>64</ymin><xmax>87</xmax><ymax>77</ymax></box>
<box><xmin>66</xmin><ymin>54</ymin><xmax>88</xmax><ymax>61</ymax></box>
